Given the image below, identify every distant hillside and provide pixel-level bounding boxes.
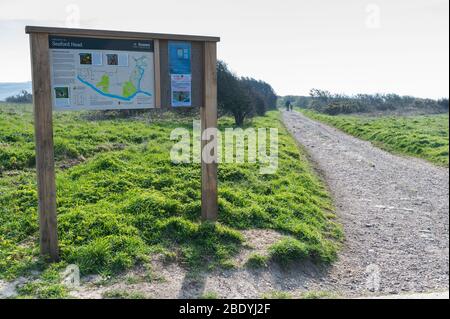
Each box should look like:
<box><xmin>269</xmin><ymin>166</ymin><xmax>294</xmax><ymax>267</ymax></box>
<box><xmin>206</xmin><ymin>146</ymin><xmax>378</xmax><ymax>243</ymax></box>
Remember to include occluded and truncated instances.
<box><xmin>0</xmin><ymin>82</ymin><xmax>32</xmax><ymax>101</ymax></box>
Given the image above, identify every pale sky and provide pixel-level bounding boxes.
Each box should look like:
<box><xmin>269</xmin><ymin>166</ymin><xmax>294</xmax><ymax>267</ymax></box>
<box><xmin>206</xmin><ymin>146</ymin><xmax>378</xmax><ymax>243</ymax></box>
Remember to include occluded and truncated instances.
<box><xmin>0</xmin><ymin>0</ymin><xmax>448</xmax><ymax>98</ymax></box>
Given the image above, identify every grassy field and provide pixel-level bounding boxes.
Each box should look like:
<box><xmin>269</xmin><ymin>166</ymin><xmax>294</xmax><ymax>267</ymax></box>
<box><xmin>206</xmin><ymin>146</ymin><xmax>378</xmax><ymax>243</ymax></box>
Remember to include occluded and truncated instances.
<box><xmin>0</xmin><ymin>103</ymin><xmax>342</xmax><ymax>298</ymax></box>
<box><xmin>301</xmin><ymin>110</ymin><xmax>449</xmax><ymax>166</ymax></box>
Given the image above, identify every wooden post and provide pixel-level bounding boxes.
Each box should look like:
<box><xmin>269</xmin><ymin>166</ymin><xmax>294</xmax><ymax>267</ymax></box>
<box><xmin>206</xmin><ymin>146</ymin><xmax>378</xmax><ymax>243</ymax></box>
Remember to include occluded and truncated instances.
<box><xmin>201</xmin><ymin>41</ymin><xmax>218</xmax><ymax>221</ymax></box>
<box><xmin>29</xmin><ymin>33</ymin><xmax>59</xmax><ymax>261</ymax></box>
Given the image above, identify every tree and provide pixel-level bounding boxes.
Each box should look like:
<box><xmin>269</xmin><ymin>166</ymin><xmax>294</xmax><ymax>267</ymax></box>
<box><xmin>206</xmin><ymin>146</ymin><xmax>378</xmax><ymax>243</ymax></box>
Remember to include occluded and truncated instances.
<box><xmin>5</xmin><ymin>90</ymin><xmax>32</xmax><ymax>103</ymax></box>
<box><xmin>304</xmin><ymin>89</ymin><xmax>449</xmax><ymax>115</ymax></box>
<box><xmin>217</xmin><ymin>61</ymin><xmax>253</xmax><ymax>126</ymax></box>
<box><xmin>240</xmin><ymin>77</ymin><xmax>276</xmax><ymax>116</ymax></box>
<box><xmin>437</xmin><ymin>98</ymin><xmax>449</xmax><ymax>111</ymax></box>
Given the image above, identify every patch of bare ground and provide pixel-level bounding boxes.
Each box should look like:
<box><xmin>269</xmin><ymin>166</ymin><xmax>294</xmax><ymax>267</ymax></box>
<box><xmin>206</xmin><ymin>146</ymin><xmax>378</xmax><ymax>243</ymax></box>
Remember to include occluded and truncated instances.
<box><xmin>234</xmin><ymin>229</ymin><xmax>285</xmax><ymax>267</ymax></box>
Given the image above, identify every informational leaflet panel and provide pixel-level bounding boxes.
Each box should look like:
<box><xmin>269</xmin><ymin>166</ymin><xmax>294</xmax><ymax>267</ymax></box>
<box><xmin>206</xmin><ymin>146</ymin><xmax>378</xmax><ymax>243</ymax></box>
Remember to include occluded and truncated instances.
<box><xmin>171</xmin><ymin>74</ymin><xmax>192</xmax><ymax>107</ymax></box>
<box><xmin>169</xmin><ymin>41</ymin><xmax>192</xmax><ymax>107</ymax></box>
<box><xmin>49</xmin><ymin>36</ymin><xmax>155</xmax><ymax>110</ymax></box>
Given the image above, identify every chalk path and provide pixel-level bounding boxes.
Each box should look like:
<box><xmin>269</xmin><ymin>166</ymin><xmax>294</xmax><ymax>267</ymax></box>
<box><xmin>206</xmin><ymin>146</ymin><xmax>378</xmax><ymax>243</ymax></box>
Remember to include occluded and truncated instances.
<box><xmin>281</xmin><ymin>110</ymin><xmax>449</xmax><ymax>295</ymax></box>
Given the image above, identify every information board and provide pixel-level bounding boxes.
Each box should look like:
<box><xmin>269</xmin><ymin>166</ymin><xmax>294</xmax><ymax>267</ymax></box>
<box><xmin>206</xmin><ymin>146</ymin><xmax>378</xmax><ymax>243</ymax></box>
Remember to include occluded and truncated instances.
<box><xmin>169</xmin><ymin>41</ymin><xmax>192</xmax><ymax>107</ymax></box>
<box><xmin>49</xmin><ymin>36</ymin><xmax>155</xmax><ymax>110</ymax></box>
<box><xmin>27</xmin><ymin>26</ymin><xmax>219</xmax><ymax>261</ymax></box>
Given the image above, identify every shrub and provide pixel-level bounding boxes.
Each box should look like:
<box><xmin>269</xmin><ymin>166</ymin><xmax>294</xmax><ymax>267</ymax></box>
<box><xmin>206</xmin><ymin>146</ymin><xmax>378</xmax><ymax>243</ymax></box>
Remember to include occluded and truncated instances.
<box><xmin>5</xmin><ymin>90</ymin><xmax>32</xmax><ymax>104</ymax></box>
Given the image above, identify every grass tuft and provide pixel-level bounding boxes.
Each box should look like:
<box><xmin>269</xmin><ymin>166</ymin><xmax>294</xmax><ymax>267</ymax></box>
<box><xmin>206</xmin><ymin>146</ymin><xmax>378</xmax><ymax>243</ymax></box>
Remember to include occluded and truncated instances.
<box><xmin>268</xmin><ymin>238</ymin><xmax>310</xmax><ymax>266</ymax></box>
<box><xmin>261</xmin><ymin>290</ymin><xmax>292</xmax><ymax>299</ymax></box>
<box><xmin>199</xmin><ymin>291</ymin><xmax>220</xmax><ymax>299</ymax></box>
<box><xmin>102</xmin><ymin>289</ymin><xmax>148</xmax><ymax>299</ymax></box>
<box><xmin>245</xmin><ymin>253</ymin><xmax>268</xmax><ymax>269</ymax></box>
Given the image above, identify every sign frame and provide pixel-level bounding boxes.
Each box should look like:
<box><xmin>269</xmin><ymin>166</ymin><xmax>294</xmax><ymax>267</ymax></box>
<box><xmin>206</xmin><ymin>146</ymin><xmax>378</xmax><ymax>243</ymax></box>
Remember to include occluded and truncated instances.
<box><xmin>26</xmin><ymin>26</ymin><xmax>220</xmax><ymax>261</ymax></box>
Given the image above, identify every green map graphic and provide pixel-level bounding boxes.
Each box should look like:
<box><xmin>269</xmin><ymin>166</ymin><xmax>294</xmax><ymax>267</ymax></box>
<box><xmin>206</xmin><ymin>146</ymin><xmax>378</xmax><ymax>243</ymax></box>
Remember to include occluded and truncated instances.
<box><xmin>78</xmin><ymin>55</ymin><xmax>152</xmax><ymax>102</ymax></box>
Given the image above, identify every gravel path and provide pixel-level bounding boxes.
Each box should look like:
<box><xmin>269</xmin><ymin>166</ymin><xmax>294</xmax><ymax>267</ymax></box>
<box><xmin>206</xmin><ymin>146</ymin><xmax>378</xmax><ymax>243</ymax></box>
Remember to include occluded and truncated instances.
<box><xmin>282</xmin><ymin>110</ymin><xmax>449</xmax><ymax>295</ymax></box>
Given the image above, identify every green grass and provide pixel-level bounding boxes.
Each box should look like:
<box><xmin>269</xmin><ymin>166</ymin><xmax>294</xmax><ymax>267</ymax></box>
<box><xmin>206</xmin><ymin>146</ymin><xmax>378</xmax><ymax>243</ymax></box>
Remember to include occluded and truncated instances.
<box><xmin>103</xmin><ymin>289</ymin><xmax>147</xmax><ymax>299</ymax></box>
<box><xmin>14</xmin><ymin>262</ymin><xmax>69</xmax><ymax>299</ymax></box>
<box><xmin>301</xmin><ymin>110</ymin><xmax>449</xmax><ymax>166</ymax></box>
<box><xmin>299</xmin><ymin>290</ymin><xmax>338</xmax><ymax>299</ymax></box>
<box><xmin>261</xmin><ymin>290</ymin><xmax>292</xmax><ymax>299</ymax></box>
<box><xmin>260</xmin><ymin>289</ymin><xmax>338</xmax><ymax>299</ymax></box>
<box><xmin>0</xmin><ymin>103</ymin><xmax>342</xmax><ymax>290</ymax></box>
<box><xmin>245</xmin><ymin>253</ymin><xmax>268</xmax><ymax>269</ymax></box>
<box><xmin>199</xmin><ymin>291</ymin><xmax>220</xmax><ymax>299</ymax></box>
<box><xmin>268</xmin><ymin>237</ymin><xmax>310</xmax><ymax>266</ymax></box>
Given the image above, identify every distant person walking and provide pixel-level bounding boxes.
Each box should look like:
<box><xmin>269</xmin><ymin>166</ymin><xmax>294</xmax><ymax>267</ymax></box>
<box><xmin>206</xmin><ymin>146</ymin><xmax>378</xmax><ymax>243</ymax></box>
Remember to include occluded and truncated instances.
<box><xmin>285</xmin><ymin>100</ymin><xmax>292</xmax><ymax>111</ymax></box>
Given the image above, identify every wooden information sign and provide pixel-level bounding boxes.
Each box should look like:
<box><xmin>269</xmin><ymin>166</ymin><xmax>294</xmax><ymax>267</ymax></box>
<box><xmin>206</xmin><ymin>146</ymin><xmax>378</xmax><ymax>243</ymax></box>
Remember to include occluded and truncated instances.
<box><xmin>26</xmin><ymin>26</ymin><xmax>220</xmax><ymax>261</ymax></box>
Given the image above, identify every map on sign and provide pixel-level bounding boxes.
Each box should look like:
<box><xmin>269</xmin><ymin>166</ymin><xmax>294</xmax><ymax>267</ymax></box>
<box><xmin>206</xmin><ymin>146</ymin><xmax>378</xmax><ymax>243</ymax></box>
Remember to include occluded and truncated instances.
<box><xmin>49</xmin><ymin>36</ymin><xmax>155</xmax><ymax>110</ymax></box>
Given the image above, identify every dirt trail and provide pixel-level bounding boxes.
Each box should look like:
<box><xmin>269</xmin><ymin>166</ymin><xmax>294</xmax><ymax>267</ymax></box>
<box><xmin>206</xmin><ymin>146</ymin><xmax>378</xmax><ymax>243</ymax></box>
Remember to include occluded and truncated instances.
<box><xmin>282</xmin><ymin>110</ymin><xmax>449</xmax><ymax>295</ymax></box>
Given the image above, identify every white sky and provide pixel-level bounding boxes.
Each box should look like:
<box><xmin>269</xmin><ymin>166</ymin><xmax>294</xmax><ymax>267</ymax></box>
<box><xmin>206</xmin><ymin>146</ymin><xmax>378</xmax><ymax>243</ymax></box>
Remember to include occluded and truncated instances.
<box><xmin>0</xmin><ymin>0</ymin><xmax>448</xmax><ymax>98</ymax></box>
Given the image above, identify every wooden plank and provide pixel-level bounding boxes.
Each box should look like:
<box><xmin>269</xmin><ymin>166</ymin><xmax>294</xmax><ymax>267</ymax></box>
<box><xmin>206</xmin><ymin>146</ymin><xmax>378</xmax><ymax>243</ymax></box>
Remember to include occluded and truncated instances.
<box><xmin>29</xmin><ymin>33</ymin><xmax>59</xmax><ymax>261</ymax></box>
<box><xmin>201</xmin><ymin>41</ymin><xmax>218</xmax><ymax>221</ymax></box>
<box><xmin>25</xmin><ymin>26</ymin><xmax>220</xmax><ymax>42</ymax></box>
<box><xmin>153</xmin><ymin>39</ymin><xmax>161</xmax><ymax>108</ymax></box>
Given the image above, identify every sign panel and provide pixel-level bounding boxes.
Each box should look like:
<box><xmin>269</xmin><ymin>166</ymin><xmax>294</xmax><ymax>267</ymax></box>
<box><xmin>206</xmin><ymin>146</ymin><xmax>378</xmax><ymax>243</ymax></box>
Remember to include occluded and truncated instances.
<box><xmin>169</xmin><ymin>41</ymin><xmax>192</xmax><ymax>107</ymax></box>
<box><xmin>49</xmin><ymin>36</ymin><xmax>155</xmax><ymax>110</ymax></box>
<box><xmin>171</xmin><ymin>74</ymin><xmax>192</xmax><ymax>107</ymax></box>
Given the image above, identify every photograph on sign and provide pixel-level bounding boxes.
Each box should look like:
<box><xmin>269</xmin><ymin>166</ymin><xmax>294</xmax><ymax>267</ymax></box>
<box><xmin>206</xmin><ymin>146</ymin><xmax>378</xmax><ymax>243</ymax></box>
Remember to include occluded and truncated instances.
<box><xmin>171</xmin><ymin>74</ymin><xmax>192</xmax><ymax>107</ymax></box>
<box><xmin>49</xmin><ymin>36</ymin><xmax>155</xmax><ymax>110</ymax></box>
<box><xmin>169</xmin><ymin>41</ymin><xmax>192</xmax><ymax>107</ymax></box>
